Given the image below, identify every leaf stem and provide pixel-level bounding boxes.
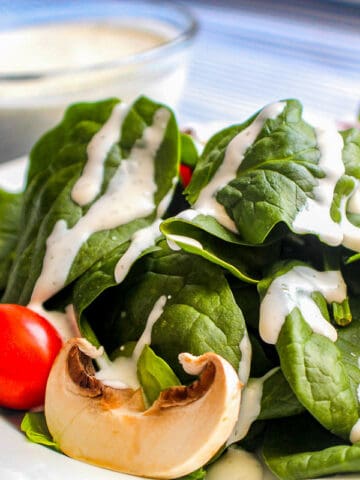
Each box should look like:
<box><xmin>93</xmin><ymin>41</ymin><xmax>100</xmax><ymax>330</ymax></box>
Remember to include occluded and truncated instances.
<box><xmin>332</xmin><ymin>298</ymin><xmax>352</xmax><ymax>326</ymax></box>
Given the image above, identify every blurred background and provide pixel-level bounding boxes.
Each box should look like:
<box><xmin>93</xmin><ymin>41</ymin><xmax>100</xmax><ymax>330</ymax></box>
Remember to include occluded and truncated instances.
<box><xmin>179</xmin><ymin>0</ymin><xmax>360</xmax><ymax>124</ymax></box>
<box><xmin>0</xmin><ymin>0</ymin><xmax>360</xmax><ymax>161</ymax></box>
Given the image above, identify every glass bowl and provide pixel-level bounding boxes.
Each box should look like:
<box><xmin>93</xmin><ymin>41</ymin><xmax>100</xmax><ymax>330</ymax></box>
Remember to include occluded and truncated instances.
<box><xmin>0</xmin><ymin>0</ymin><xmax>198</xmax><ymax>161</ymax></box>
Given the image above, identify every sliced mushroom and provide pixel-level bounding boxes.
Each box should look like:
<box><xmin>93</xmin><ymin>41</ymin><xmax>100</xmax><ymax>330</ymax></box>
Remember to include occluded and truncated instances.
<box><xmin>45</xmin><ymin>337</ymin><xmax>242</xmax><ymax>479</ymax></box>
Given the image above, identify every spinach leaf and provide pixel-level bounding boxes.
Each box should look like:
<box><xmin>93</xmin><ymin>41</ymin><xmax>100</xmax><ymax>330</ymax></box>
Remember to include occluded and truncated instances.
<box><xmin>341</xmin><ymin>127</ymin><xmax>360</xmax><ymax>179</ymax></box>
<box><xmin>161</xmin><ymin>218</ymin><xmax>270</xmax><ymax>283</ymax></box>
<box><xmin>180</xmin><ymin>132</ymin><xmax>199</xmax><ymax>168</ymax></box>
<box><xmin>186</xmin><ymin>100</ymin><xmax>322</xmax><ymax>244</ymax></box>
<box><xmin>72</xmin><ymin>235</ymin><xmax>159</xmax><ymax>342</ymax></box>
<box><xmin>263</xmin><ymin>413</ymin><xmax>360</xmax><ymax>480</ymax></box>
<box><xmin>161</xmin><ymin>212</ymin><xmax>280</xmax><ymax>284</ymax></box>
<box><xmin>137</xmin><ymin>344</ymin><xmax>180</xmax><ymax>405</ymax></box>
<box><xmin>21</xmin><ymin>412</ymin><xmax>59</xmax><ymax>451</ymax></box>
<box><xmin>124</xmin><ymin>247</ymin><xmax>247</xmax><ymax>380</ymax></box>
<box><xmin>0</xmin><ymin>189</ymin><xmax>22</xmax><ymax>292</ymax></box>
<box><xmin>277</xmin><ymin>308</ymin><xmax>359</xmax><ymax>440</ymax></box>
<box><xmin>79</xmin><ymin>242</ymin><xmax>247</xmax><ymax>380</ymax></box>
<box><xmin>259</xmin><ymin>368</ymin><xmax>304</xmax><ymax>420</ymax></box>
<box><xmin>3</xmin><ymin>97</ymin><xmax>179</xmax><ymax>305</ymax></box>
<box><xmin>176</xmin><ymin>468</ymin><xmax>206</xmax><ymax>480</ymax></box>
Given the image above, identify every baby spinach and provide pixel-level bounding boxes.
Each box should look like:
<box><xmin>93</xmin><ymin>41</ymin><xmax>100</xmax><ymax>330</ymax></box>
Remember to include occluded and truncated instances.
<box><xmin>186</xmin><ymin>100</ymin><xmax>322</xmax><ymax>244</ymax></box>
<box><xmin>263</xmin><ymin>414</ymin><xmax>360</xmax><ymax>480</ymax></box>
<box><xmin>21</xmin><ymin>412</ymin><xmax>59</xmax><ymax>451</ymax></box>
<box><xmin>5</xmin><ymin>97</ymin><xmax>360</xmax><ymax>479</ymax></box>
<box><xmin>259</xmin><ymin>368</ymin><xmax>304</xmax><ymax>420</ymax></box>
<box><xmin>2</xmin><ymin>97</ymin><xmax>179</xmax><ymax>304</ymax></box>
<box><xmin>0</xmin><ymin>189</ymin><xmax>22</xmax><ymax>292</ymax></box>
<box><xmin>137</xmin><ymin>344</ymin><xmax>181</xmax><ymax>406</ymax></box>
<box><xmin>277</xmin><ymin>309</ymin><xmax>359</xmax><ymax>440</ymax></box>
<box><xmin>77</xmin><ymin>242</ymin><xmax>248</xmax><ymax>380</ymax></box>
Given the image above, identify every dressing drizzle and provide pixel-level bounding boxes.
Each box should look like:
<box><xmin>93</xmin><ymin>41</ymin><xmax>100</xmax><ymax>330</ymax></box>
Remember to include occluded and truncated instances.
<box><xmin>95</xmin><ymin>295</ymin><xmax>167</xmax><ymax>389</ymax></box>
<box><xmin>31</xmin><ymin>106</ymin><xmax>170</xmax><ymax>304</ymax></box>
<box><xmin>259</xmin><ymin>266</ymin><xmax>346</xmax><ymax>345</ymax></box>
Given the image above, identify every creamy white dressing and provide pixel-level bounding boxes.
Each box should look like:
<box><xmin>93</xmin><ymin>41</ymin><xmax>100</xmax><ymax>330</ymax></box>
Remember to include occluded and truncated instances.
<box><xmin>175</xmin><ymin>208</ymin><xmax>199</xmax><ymax>222</ymax></box>
<box><xmin>259</xmin><ymin>266</ymin><xmax>346</xmax><ymax>345</ymax></box>
<box><xmin>206</xmin><ymin>447</ymin><xmax>265</xmax><ymax>480</ymax></box>
<box><xmin>166</xmin><ymin>233</ymin><xmax>203</xmax><ymax>252</ymax></box>
<box><xmin>95</xmin><ymin>295</ymin><xmax>167</xmax><ymax>389</ymax></box>
<box><xmin>227</xmin><ymin>368</ymin><xmax>277</xmax><ymax>445</ymax></box>
<box><xmin>350</xmin><ymin>419</ymin><xmax>360</xmax><ymax>444</ymax></box>
<box><xmin>238</xmin><ymin>330</ymin><xmax>252</xmax><ymax>385</ymax></box>
<box><xmin>292</xmin><ymin>121</ymin><xmax>345</xmax><ymax>245</ymax></box>
<box><xmin>27</xmin><ymin>303</ymin><xmax>80</xmax><ymax>341</ymax></box>
<box><xmin>357</xmin><ymin>384</ymin><xmax>360</xmax><ymax>404</ymax></box>
<box><xmin>339</xmin><ymin>181</ymin><xmax>360</xmax><ymax>252</ymax></box>
<box><xmin>348</xmin><ymin>186</ymin><xmax>360</xmax><ymax>214</ymax></box>
<box><xmin>0</xmin><ymin>22</ymin><xmax>169</xmax><ymax>76</ymax></box>
<box><xmin>30</xmin><ymin>106</ymin><xmax>170</xmax><ymax>304</ymax></box>
<box><xmin>193</xmin><ymin>102</ymin><xmax>286</xmax><ymax>232</ymax></box>
<box><xmin>114</xmin><ymin>219</ymin><xmax>162</xmax><ymax>284</ymax></box>
<box><xmin>71</xmin><ymin>102</ymin><xmax>129</xmax><ymax>206</ymax></box>
<box><xmin>165</xmin><ymin>209</ymin><xmax>200</xmax><ymax>251</ymax></box>
<box><xmin>288</xmin><ymin>113</ymin><xmax>360</xmax><ymax>252</ymax></box>
<box><xmin>114</xmin><ymin>174</ymin><xmax>176</xmax><ymax>284</ymax></box>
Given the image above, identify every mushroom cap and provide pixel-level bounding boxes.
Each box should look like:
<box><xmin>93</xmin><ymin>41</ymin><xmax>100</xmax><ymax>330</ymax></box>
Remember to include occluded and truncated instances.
<box><xmin>45</xmin><ymin>338</ymin><xmax>242</xmax><ymax>479</ymax></box>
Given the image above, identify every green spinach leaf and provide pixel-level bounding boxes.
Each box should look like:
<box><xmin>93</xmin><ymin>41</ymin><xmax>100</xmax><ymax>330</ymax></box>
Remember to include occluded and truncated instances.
<box><xmin>137</xmin><ymin>344</ymin><xmax>180</xmax><ymax>405</ymax></box>
<box><xmin>263</xmin><ymin>414</ymin><xmax>360</xmax><ymax>480</ymax></box>
<box><xmin>0</xmin><ymin>189</ymin><xmax>22</xmax><ymax>292</ymax></box>
<box><xmin>21</xmin><ymin>412</ymin><xmax>59</xmax><ymax>451</ymax></box>
<box><xmin>78</xmin><ymin>243</ymin><xmax>247</xmax><ymax>380</ymax></box>
<box><xmin>277</xmin><ymin>308</ymin><xmax>358</xmax><ymax>440</ymax></box>
<box><xmin>3</xmin><ymin>97</ymin><xmax>179</xmax><ymax>305</ymax></box>
<box><xmin>186</xmin><ymin>100</ymin><xmax>322</xmax><ymax>244</ymax></box>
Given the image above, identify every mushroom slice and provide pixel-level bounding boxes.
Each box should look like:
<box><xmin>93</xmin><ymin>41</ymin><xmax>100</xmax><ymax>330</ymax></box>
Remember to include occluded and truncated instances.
<box><xmin>45</xmin><ymin>338</ymin><xmax>242</xmax><ymax>479</ymax></box>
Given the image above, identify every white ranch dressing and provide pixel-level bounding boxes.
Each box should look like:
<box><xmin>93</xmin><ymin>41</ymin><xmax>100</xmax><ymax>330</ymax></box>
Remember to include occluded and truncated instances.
<box><xmin>95</xmin><ymin>295</ymin><xmax>167</xmax><ymax>389</ymax></box>
<box><xmin>30</xmin><ymin>107</ymin><xmax>170</xmax><ymax>304</ymax></box>
<box><xmin>339</xmin><ymin>181</ymin><xmax>360</xmax><ymax>252</ymax></box>
<box><xmin>193</xmin><ymin>102</ymin><xmax>286</xmax><ymax>232</ymax></box>
<box><xmin>166</xmin><ymin>233</ymin><xmax>203</xmax><ymax>252</ymax></box>
<box><xmin>347</xmin><ymin>186</ymin><xmax>360</xmax><ymax>214</ymax></box>
<box><xmin>259</xmin><ymin>266</ymin><xmax>346</xmax><ymax>345</ymax></box>
<box><xmin>27</xmin><ymin>303</ymin><xmax>80</xmax><ymax>341</ymax></box>
<box><xmin>292</xmin><ymin>120</ymin><xmax>345</xmax><ymax>245</ymax></box>
<box><xmin>114</xmin><ymin>219</ymin><xmax>162</xmax><ymax>283</ymax></box>
<box><xmin>350</xmin><ymin>420</ymin><xmax>360</xmax><ymax>444</ymax></box>
<box><xmin>175</xmin><ymin>208</ymin><xmax>199</xmax><ymax>222</ymax></box>
<box><xmin>114</xmin><ymin>176</ymin><xmax>177</xmax><ymax>284</ymax></box>
<box><xmin>0</xmin><ymin>22</ymin><xmax>169</xmax><ymax>77</ymax></box>
<box><xmin>206</xmin><ymin>447</ymin><xmax>265</xmax><ymax>480</ymax></box>
<box><xmin>71</xmin><ymin>102</ymin><xmax>129</xmax><ymax>206</ymax></box>
<box><xmin>227</xmin><ymin>368</ymin><xmax>277</xmax><ymax>445</ymax></box>
<box><xmin>238</xmin><ymin>330</ymin><xmax>252</xmax><ymax>385</ymax></box>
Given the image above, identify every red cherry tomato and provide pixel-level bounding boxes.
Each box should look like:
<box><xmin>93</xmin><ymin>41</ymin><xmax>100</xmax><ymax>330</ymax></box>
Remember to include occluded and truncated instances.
<box><xmin>0</xmin><ymin>304</ymin><xmax>62</xmax><ymax>410</ymax></box>
<box><xmin>179</xmin><ymin>163</ymin><xmax>193</xmax><ymax>188</ymax></box>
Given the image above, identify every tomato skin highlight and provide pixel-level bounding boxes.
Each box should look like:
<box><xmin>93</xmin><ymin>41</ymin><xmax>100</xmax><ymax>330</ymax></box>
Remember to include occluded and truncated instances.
<box><xmin>179</xmin><ymin>163</ymin><xmax>193</xmax><ymax>188</ymax></box>
<box><xmin>0</xmin><ymin>304</ymin><xmax>62</xmax><ymax>410</ymax></box>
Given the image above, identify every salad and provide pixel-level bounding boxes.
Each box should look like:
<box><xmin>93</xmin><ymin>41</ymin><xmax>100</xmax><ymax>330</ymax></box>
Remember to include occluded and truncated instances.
<box><xmin>1</xmin><ymin>96</ymin><xmax>360</xmax><ymax>479</ymax></box>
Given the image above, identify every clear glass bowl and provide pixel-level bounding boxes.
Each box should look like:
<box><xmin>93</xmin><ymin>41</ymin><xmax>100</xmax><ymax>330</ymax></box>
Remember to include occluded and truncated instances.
<box><xmin>0</xmin><ymin>0</ymin><xmax>198</xmax><ymax>161</ymax></box>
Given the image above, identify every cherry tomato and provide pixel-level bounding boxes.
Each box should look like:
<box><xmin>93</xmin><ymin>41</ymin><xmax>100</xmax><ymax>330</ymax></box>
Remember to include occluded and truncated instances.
<box><xmin>0</xmin><ymin>304</ymin><xmax>62</xmax><ymax>410</ymax></box>
<box><xmin>179</xmin><ymin>163</ymin><xmax>193</xmax><ymax>188</ymax></box>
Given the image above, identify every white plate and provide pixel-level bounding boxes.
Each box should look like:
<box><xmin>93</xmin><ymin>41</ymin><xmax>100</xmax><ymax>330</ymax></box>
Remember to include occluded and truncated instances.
<box><xmin>0</xmin><ymin>157</ymin><xmax>359</xmax><ymax>480</ymax></box>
